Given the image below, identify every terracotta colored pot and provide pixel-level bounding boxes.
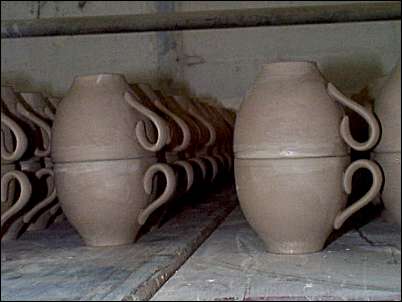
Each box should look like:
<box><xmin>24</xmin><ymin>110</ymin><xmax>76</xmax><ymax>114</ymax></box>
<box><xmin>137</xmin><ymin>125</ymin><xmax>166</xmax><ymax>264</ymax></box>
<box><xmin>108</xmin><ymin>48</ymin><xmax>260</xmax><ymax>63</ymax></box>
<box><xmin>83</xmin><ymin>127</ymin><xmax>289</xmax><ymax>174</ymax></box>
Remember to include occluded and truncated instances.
<box><xmin>234</xmin><ymin>61</ymin><xmax>380</xmax><ymax>159</ymax></box>
<box><xmin>235</xmin><ymin>157</ymin><xmax>382</xmax><ymax>254</ymax></box>
<box><xmin>52</xmin><ymin>74</ymin><xmax>169</xmax><ymax>163</ymax></box>
<box><xmin>54</xmin><ymin>158</ymin><xmax>176</xmax><ymax>246</ymax></box>
<box><xmin>373</xmin><ymin>61</ymin><xmax>401</xmax><ymax>226</ymax></box>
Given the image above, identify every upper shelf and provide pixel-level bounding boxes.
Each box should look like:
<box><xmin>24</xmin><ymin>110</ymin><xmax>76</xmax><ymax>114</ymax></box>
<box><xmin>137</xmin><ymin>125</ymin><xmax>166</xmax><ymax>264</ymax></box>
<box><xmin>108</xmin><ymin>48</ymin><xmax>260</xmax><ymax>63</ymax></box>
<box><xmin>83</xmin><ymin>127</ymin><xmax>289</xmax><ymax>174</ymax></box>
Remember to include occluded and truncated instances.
<box><xmin>2</xmin><ymin>2</ymin><xmax>401</xmax><ymax>39</ymax></box>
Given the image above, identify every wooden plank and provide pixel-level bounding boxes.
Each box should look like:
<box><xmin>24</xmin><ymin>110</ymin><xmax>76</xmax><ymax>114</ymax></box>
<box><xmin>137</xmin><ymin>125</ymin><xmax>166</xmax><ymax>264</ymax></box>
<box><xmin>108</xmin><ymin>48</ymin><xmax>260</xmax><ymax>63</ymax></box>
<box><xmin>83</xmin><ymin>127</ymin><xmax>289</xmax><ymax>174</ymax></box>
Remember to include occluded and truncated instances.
<box><xmin>1</xmin><ymin>183</ymin><xmax>238</xmax><ymax>301</ymax></box>
<box><xmin>2</xmin><ymin>3</ymin><xmax>400</xmax><ymax>38</ymax></box>
<box><xmin>152</xmin><ymin>207</ymin><xmax>401</xmax><ymax>301</ymax></box>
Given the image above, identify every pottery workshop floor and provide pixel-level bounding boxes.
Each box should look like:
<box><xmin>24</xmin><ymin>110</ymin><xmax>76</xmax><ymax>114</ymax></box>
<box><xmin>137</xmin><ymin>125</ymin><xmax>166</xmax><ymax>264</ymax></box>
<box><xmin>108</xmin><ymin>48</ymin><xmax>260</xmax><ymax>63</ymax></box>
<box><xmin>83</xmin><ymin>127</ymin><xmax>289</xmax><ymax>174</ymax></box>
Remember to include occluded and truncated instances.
<box><xmin>1</xmin><ymin>185</ymin><xmax>400</xmax><ymax>301</ymax></box>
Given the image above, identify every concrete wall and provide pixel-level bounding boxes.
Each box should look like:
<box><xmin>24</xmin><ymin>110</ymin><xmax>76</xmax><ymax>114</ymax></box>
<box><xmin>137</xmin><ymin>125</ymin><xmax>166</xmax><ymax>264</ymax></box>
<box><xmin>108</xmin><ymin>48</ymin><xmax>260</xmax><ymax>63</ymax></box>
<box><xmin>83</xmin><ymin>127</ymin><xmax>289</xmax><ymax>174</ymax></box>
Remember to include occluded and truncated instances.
<box><xmin>1</xmin><ymin>1</ymin><xmax>400</xmax><ymax>109</ymax></box>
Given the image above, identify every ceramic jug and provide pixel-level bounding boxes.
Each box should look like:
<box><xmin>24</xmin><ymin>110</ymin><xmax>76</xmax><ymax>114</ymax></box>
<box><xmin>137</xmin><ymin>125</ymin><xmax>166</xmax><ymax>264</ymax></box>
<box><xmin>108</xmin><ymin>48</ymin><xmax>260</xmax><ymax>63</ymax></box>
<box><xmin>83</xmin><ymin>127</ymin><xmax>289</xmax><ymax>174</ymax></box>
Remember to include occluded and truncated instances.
<box><xmin>2</xmin><ymin>86</ymin><xmax>49</xmax><ymax>159</ymax></box>
<box><xmin>234</xmin><ymin>61</ymin><xmax>380</xmax><ymax>158</ymax></box>
<box><xmin>51</xmin><ymin>74</ymin><xmax>170</xmax><ymax>163</ymax></box>
<box><xmin>373</xmin><ymin>61</ymin><xmax>401</xmax><ymax>226</ymax></box>
<box><xmin>1</xmin><ymin>112</ymin><xmax>28</xmax><ymax>163</ymax></box>
<box><xmin>1</xmin><ymin>167</ymin><xmax>32</xmax><ymax>240</ymax></box>
<box><xmin>54</xmin><ymin>158</ymin><xmax>176</xmax><ymax>246</ymax></box>
<box><xmin>234</xmin><ymin>61</ymin><xmax>382</xmax><ymax>254</ymax></box>
<box><xmin>133</xmin><ymin>84</ymin><xmax>195</xmax><ymax>192</ymax></box>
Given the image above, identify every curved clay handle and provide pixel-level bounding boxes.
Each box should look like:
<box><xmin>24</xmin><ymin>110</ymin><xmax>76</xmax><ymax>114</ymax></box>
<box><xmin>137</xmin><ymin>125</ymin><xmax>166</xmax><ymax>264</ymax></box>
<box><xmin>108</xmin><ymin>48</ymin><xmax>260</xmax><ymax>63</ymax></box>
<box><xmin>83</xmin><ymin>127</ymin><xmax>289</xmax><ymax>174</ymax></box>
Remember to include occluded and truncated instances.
<box><xmin>1</xmin><ymin>113</ymin><xmax>28</xmax><ymax>161</ymax></box>
<box><xmin>49</xmin><ymin>203</ymin><xmax>61</xmax><ymax>216</ymax></box>
<box><xmin>137</xmin><ymin>163</ymin><xmax>176</xmax><ymax>225</ymax></box>
<box><xmin>327</xmin><ymin>83</ymin><xmax>380</xmax><ymax>151</ymax></box>
<box><xmin>23</xmin><ymin>168</ymin><xmax>57</xmax><ymax>224</ymax></box>
<box><xmin>189</xmin><ymin>103</ymin><xmax>216</xmax><ymax>147</ymax></box>
<box><xmin>200</xmin><ymin>155</ymin><xmax>219</xmax><ymax>182</ymax></box>
<box><xmin>188</xmin><ymin>157</ymin><xmax>207</xmax><ymax>181</ymax></box>
<box><xmin>154</xmin><ymin>99</ymin><xmax>191</xmax><ymax>152</ymax></box>
<box><xmin>174</xmin><ymin>160</ymin><xmax>194</xmax><ymax>191</ymax></box>
<box><xmin>333</xmin><ymin>159</ymin><xmax>383</xmax><ymax>229</ymax></box>
<box><xmin>124</xmin><ymin>92</ymin><xmax>170</xmax><ymax>152</ymax></box>
<box><xmin>16</xmin><ymin>102</ymin><xmax>51</xmax><ymax>157</ymax></box>
<box><xmin>44</xmin><ymin>106</ymin><xmax>55</xmax><ymax>121</ymax></box>
<box><xmin>1</xmin><ymin>170</ymin><xmax>32</xmax><ymax>228</ymax></box>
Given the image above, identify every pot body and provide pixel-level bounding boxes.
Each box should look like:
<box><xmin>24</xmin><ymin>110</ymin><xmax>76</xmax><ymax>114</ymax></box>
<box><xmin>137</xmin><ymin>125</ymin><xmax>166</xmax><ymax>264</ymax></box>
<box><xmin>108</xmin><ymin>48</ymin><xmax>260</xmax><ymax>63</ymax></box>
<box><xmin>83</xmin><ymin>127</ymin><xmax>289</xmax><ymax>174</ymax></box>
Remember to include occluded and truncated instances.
<box><xmin>235</xmin><ymin>156</ymin><xmax>350</xmax><ymax>254</ymax></box>
<box><xmin>54</xmin><ymin>158</ymin><xmax>157</xmax><ymax>246</ymax></box>
<box><xmin>374</xmin><ymin>152</ymin><xmax>401</xmax><ymax>226</ymax></box>
<box><xmin>373</xmin><ymin>62</ymin><xmax>401</xmax><ymax>226</ymax></box>
<box><xmin>52</xmin><ymin>74</ymin><xmax>154</xmax><ymax>163</ymax></box>
<box><xmin>234</xmin><ymin>61</ymin><xmax>347</xmax><ymax>159</ymax></box>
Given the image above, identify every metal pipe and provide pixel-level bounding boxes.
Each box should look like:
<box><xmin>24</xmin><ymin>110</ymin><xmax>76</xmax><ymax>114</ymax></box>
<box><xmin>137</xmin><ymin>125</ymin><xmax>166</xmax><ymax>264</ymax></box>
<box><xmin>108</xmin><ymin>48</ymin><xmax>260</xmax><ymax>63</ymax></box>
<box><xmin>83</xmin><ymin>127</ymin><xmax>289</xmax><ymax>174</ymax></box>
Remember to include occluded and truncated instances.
<box><xmin>2</xmin><ymin>2</ymin><xmax>400</xmax><ymax>39</ymax></box>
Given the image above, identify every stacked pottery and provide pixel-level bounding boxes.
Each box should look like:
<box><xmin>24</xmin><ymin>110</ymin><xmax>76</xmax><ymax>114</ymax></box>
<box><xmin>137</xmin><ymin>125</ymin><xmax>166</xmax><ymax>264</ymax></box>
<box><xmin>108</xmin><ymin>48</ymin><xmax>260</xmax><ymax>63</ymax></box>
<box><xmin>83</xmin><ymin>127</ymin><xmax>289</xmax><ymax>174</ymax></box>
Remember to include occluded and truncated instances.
<box><xmin>52</xmin><ymin>74</ymin><xmax>176</xmax><ymax>246</ymax></box>
<box><xmin>131</xmin><ymin>84</ymin><xmax>195</xmax><ymax>195</ymax></box>
<box><xmin>372</xmin><ymin>61</ymin><xmax>401</xmax><ymax>226</ymax></box>
<box><xmin>234</xmin><ymin>61</ymin><xmax>383</xmax><ymax>254</ymax></box>
<box><xmin>1</xmin><ymin>89</ymin><xmax>31</xmax><ymax>239</ymax></box>
<box><xmin>18</xmin><ymin>92</ymin><xmax>59</xmax><ymax>230</ymax></box>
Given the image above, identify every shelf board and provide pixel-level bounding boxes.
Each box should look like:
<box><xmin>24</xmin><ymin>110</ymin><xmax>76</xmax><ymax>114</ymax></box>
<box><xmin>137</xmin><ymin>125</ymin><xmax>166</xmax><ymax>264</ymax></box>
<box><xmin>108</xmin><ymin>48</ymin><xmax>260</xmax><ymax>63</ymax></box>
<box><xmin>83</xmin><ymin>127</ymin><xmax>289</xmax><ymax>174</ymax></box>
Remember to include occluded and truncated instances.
<box><xmin>152</xmin><ymin>207</ymin><xmax>401</xmax><ymax>301</ymax></box>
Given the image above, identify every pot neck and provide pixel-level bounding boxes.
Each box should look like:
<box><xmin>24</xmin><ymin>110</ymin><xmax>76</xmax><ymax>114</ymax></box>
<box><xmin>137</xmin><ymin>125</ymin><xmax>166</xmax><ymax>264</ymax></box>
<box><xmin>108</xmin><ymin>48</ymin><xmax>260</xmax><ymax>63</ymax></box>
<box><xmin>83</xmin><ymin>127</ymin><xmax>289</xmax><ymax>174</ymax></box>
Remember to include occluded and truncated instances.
<box><xmin>72</xmin><ymin>73</ymin><xmax>128</xmax><ymax>91</ymax></box>
<box><xmin>259</xmin><ymin>61</ymin><xmax>321</xmax><ymax>78</ymax></box>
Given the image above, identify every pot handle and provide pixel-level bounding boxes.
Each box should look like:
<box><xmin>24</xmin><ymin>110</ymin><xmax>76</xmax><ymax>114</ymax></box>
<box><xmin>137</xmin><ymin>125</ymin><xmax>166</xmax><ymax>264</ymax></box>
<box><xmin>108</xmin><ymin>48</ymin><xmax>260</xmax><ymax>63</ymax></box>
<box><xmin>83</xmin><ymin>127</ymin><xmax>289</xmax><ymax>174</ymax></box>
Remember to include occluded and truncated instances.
<box><xmin>23</xmin><ymin>168</ymin><xmax>57</xmax><ymax>224</ymax></box>
<box><xmin>174</xmin><ymin>160</ymin><xmax>194</xmax><ymax>191</ymax></box>
<box><xmin>16</xmin><ymin>103</ymin><xmax>52</xmax><ymax>157</ymax></box>
<box><xmin>1</xmin><ymin>170</ymin><xmax>32</xmax><ymax>228</ymax></box>
<box><xmin>189</xmin><ymin>157</ymin><xmax>207</xmax><ymax>181</ymax></box>
<box><xmin>327</xmin><ymin>83</ymin><xmax>380</xmax><ymax>151</ymax></box>
<box><xmin>154</xmin><ymin>99</ymin><xmax>191</xmax><ymax>152</ymax></box>
<box><xmin>124</xmin><ymin>91</ymin><xmax>170</xmax><ymax>152</ymax></box>
<box><xmin>137</xmin><ymin>163</ymin><xmax>176</xmax><ymax>225</ymax></box>
<box><xmin>1</xmin><ymin>113</ymin><xmax>28</xmax><ymax>161</ymax></box>
<box><xmin>333</xmin><ymin>159</ymin><xmax>383</xmax><ymax>229</ymax></box>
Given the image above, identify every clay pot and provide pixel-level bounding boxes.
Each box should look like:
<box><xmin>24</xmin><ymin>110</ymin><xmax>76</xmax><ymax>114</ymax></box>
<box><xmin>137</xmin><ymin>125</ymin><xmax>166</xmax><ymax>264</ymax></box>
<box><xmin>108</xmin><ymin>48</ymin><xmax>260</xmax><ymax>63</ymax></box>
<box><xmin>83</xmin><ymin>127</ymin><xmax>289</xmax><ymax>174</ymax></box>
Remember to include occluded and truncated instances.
<box><xmin>1</xmin><ymin>166</ymin><xmax>32</xmax><ymax>240</ymax></box>
<box><xmin>234</xmin><ymin>61</ymin><xmax>382</xmax><ymax>254</ymax></box>
<box><xmin>373</xmin><ymin>61</ymin><xmax>401</xmax><ymax>226</ymax></box>
<box><xmin>235</xmin><ymin>157</ymin><xmax>382</xmax><ymax>254</ymax></box>
<box><xmin>1</xmin><ymin>112</ymin><xmax>28</xmax><ymax>163</ymax></box>
<box><xmin>54</xmin><ymin>158</ymin><xmax>176</xmax><ymax>246</ymax></box>
<box><xmin>52</xmin><ymin>74</ymin><xmax>169</xmax><ymax>163</ymax></box>
<box><xmin>130</xmin><ymin>84</ymin><xmax>194</xmax><ymax>193</ymax></box>
<box><xmin>2</xmin><ymin>86</ymin><xmax>49</xmax><ymax>159</ymax></box>
<box><xmin>234</xmin><ymin>61</ymin><xmax>380</xmax><ymax>159</ymax></box>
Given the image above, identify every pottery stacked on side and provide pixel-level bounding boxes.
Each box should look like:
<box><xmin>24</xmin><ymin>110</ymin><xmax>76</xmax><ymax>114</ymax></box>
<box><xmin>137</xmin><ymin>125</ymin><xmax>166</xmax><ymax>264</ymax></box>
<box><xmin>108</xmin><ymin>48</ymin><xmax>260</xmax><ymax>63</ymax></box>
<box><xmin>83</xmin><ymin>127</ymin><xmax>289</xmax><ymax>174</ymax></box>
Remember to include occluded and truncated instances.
<box><xmin>372</xmin><ymin>61</ymin><xmax>401</xmax><ymax>227</ymax></box>
<box><xmin>1</xmin><ymin>86</ymin><xmax>60</xmax><ymax>240</ymax></box>
<box><xmin>52</xmin><ymin>74</ymin><xmax>178</xmax><ymax>246</ymax></box>
<box><xmin>234</xmin><ymin>61</ymin><xmax>382</xmax><ymax>254</ymax></box>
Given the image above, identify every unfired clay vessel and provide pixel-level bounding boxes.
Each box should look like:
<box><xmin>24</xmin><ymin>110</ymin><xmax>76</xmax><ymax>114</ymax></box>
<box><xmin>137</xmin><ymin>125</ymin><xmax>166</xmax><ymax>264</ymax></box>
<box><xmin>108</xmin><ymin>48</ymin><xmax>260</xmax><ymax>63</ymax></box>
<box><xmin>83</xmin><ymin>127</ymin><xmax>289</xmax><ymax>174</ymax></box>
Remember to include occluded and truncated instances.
<box><xmin>54</xmin><ymin>158</ymin><xmax>176</xmax><ymax>246</ymax></box>
<box><xmin>373</xmin><ymin>61</ymin><xmax>401</xmax><ymax>226</ymax></box>
<box><xmin>234</xmin><ymin>61</ymin><xmax>380</xmax><ymax>159</ymax></box>
<box><xmin>234</xmin><ymin>61</ymin><xmax>382</xmax><ymax>254</ymax></box>
<box><xmin>52</xmin><ymin>74</ymin><xmax>169</xmax><ymax>163</ymax></box>
<box><xmin>235</xmin><ymin>157</ymin><xmax>382</xmax><ymax>254</ymax></box>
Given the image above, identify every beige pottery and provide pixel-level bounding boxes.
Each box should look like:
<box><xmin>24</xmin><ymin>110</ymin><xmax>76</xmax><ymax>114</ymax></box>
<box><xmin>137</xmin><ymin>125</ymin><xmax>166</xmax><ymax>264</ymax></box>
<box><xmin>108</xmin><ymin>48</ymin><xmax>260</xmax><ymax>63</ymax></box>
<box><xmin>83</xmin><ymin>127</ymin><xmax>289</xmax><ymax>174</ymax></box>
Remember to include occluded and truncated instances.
<box><xmin>2</xmin><ymin>86</ymin><xmax>48</xmax><ymax>159</ymax></box>
<box><xmin>1</xmin><ymin>112</ymin><xmax>28</xmax><ymax>163</ymax></box>
<box><xmin>51</xmin><ymin>74</ymin><xmax>169</xmax><ymax>163</ymax></box>
<box><xmin>234</xmin><ymin>61</ymin><xmax>380</xmax><ymax>158</ymax></box>
<box><xmin>373</xmin><ymin>61</ymin><xmax>401</xmax><ymax>226</ymax></box>
<box><xmin>235</xmin><ymin>157</ymin><xmax>382</xmax><ymax>254</ymax></box>
<box><xmin>54</xmin><ymin>158</ymin><xmax>176</xmax><ymax>246</ymax></box>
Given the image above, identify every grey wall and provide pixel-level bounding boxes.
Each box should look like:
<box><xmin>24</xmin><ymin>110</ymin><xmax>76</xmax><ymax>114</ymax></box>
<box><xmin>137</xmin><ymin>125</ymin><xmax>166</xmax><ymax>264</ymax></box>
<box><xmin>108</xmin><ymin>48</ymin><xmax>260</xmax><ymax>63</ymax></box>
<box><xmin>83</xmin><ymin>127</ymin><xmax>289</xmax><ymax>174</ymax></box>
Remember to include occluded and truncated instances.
<box><xmin>1</xmin><ymin>1</ymin><xmax>401</xmax><ymax>109</ymax></box>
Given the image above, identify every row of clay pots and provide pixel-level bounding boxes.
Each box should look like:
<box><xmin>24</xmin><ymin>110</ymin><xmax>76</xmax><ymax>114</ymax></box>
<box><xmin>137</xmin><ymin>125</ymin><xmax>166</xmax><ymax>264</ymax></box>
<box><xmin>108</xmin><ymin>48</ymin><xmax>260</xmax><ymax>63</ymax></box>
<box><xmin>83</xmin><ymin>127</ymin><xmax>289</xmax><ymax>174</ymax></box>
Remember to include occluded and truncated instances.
<box><xmin>51</xmin><ymin>74</ymin><xmax>235</xmax><ymax>246</ymax></box>
<box><xmin>1</xmin><ymin>86</ymin><xmax>64</xmax><ymax>240</ymax></box>
<box><xmin>234</xmin><ymin>61</ymin><xmax>389</xmax><ymax>254</ymax></box>
<box><xmin>353</xmin><ymin>62</ymin><xmax>401</xmax><ymax>226</ymax></box>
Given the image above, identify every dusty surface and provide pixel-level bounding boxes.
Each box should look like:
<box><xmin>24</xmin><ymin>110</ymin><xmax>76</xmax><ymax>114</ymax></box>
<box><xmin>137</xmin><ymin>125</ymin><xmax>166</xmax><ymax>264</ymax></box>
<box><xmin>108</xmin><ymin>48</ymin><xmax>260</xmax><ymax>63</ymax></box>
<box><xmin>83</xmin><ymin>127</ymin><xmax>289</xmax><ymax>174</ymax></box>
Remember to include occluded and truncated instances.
<box><xmin>152</xmin><ymin>207</ymin><xmax>401</xmax><ymax>301</ymax></box>
<box><xmin>1</xmin><ymin>183</ymin><xmax>237</xmax><ymax>301</ymax></box>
